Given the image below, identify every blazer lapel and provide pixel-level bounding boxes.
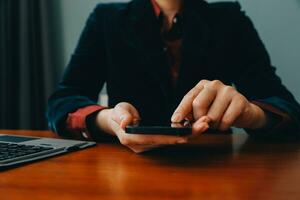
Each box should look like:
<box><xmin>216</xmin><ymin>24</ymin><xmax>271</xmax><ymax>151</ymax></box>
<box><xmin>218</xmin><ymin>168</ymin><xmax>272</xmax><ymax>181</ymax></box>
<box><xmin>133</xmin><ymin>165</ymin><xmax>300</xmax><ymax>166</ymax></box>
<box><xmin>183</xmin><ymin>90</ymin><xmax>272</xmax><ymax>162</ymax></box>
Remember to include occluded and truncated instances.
<box><xmin>175</xmin><ymin>0</ymin><xmax>213</xmax><ymax>103</ymax></box>
<box><xmin>118</xmin><ymin>0</ymin><xmax>175</xmax><ymax>108</ymax></box>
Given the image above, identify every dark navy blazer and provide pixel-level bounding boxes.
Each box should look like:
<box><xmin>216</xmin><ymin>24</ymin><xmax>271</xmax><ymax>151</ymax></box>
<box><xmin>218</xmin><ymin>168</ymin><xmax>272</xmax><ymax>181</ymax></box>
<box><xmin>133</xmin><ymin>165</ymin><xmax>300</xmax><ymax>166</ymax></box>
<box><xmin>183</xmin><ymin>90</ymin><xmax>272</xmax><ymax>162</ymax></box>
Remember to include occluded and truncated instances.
<box><xmin>47</xmin><ymin>0</ymin><xmax>300</xmax><ymax>136</ymax></box>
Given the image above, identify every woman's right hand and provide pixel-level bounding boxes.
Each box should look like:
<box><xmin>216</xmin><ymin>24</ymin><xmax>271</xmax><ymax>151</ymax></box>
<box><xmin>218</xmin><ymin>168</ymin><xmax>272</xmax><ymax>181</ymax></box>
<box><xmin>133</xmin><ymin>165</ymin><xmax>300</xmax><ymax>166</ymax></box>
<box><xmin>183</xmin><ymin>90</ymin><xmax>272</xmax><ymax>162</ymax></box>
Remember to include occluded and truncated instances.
<box><xmin>95</xmin><ymin>102</ymin><xmax>207</xmax><ymax>153</ymax></box>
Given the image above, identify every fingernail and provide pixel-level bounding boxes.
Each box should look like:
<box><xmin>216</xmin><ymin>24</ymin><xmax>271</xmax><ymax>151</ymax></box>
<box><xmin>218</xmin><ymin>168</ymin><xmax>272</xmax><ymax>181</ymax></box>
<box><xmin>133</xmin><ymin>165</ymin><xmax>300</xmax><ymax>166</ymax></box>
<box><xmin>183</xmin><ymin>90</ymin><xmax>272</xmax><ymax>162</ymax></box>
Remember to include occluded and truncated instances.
<box><xmin>133</xmin><ymin>118</ymin><xmax>140</xmax><ymax>125</ymax></box>
<box><xmin>193</xmin><ymin>123</ymin><xmax>208</xmax><ymax>134</ymax></box>
<box><xmin>172</xmin><ymin>113</ymin><xmax>182</xmax><ymax>122</ymax></box>
<box><xmin>120</xmin><ymin>121</ymin><xmax>126</xmax><ymax>129</ymax></box>
<box><xmin>120</xmin><ymin>115</ymin><xmax>126</xmax><ymax>121</ymax></box>
<box><xmin>177</xmin><ymin>139</ymin><xmax>187</xmax><ymax>144</ymax></box>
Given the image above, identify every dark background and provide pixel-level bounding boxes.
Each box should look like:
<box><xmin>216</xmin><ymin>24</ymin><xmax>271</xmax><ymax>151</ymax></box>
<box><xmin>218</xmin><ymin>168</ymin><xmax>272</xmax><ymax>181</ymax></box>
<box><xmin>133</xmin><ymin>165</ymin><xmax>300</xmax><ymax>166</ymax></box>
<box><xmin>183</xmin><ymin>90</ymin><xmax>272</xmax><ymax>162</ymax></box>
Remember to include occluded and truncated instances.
<box><xmin>0</xmin><ymin>0</ymin><xmax>63</xmax><ymax>130</ymax></box>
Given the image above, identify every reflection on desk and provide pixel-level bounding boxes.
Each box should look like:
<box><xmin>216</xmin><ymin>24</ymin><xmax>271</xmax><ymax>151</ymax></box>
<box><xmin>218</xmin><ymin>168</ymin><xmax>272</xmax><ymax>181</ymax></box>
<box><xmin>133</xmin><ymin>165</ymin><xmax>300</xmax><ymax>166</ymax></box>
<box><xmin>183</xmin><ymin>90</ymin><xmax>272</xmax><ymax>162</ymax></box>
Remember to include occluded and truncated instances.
<box><xmin>1</xmin><ymin>130</ymin><xmax>300</xmax><ymax>200</ymax></box>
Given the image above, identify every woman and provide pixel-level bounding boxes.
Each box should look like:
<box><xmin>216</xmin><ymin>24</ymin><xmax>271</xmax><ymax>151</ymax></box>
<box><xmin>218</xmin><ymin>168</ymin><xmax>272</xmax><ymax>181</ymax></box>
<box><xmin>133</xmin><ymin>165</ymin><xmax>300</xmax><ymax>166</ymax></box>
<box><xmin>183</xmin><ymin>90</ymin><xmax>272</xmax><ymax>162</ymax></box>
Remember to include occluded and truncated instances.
<box><xmin>47</xmin><ymin>0</ymin><xmax>300</xmax><ymax>153</ymax></box>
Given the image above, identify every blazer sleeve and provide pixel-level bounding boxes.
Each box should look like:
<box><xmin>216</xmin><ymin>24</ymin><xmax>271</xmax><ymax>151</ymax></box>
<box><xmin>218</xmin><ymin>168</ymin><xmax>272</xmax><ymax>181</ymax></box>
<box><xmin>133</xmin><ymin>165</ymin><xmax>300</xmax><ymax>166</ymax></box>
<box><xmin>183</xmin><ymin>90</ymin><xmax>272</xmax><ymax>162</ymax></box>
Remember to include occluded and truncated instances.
<box><xmin>47</xmin><ymin>4</ymin><xmax>107</xmax><ymax>136</ymax></box>
<box><xmin>232</xmin><ymin>6</ymin><xmax>300</xmax><ymax>135</ymax></box>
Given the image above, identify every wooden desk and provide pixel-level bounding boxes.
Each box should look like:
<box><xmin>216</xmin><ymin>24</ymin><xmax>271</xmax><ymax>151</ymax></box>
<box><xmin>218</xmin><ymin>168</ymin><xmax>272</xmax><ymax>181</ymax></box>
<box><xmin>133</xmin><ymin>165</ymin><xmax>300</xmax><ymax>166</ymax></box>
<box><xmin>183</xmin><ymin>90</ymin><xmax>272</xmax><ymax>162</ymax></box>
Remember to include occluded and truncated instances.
<box><xmin>1</xmin><ymin>130</ymin><xmax>300</xmax><ymax>200</ymax></box>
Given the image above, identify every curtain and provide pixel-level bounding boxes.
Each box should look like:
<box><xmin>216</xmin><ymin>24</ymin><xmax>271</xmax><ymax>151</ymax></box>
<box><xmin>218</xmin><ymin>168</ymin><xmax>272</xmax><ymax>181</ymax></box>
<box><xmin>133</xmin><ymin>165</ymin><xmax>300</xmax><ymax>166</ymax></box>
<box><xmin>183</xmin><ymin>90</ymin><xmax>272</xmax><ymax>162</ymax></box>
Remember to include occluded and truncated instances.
<box><xmin>0</xmin><ymin>0</ymin><xmax>63</xmax><ymax>130</ymax></box>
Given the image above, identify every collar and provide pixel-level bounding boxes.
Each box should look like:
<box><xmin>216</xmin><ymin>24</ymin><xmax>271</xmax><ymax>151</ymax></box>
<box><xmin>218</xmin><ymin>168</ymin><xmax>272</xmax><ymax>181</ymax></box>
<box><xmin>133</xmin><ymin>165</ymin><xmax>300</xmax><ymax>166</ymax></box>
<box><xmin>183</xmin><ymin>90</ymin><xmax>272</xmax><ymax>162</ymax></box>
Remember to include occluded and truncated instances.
<box><xmin>150</xmin><ymin>0</ymin><xmax>161</xmax><ymax>18</ymax></box>
<box><xmin>150</xmin><ymin>0</ymin><xmax>184</xmax><ymax>19</ymax></box>
<box><xmin>127</xmin><ymin>0</ymin><xmax>210</xmax><ymax>25</ymax></box>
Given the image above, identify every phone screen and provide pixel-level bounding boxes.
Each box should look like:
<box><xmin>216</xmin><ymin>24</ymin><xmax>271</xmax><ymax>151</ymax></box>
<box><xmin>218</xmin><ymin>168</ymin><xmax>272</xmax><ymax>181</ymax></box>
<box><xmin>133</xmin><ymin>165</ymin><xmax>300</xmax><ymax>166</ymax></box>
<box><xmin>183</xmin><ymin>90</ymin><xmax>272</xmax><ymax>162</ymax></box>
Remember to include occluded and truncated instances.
<box><xmin>125</xmin><ymin>121</ymin><xmax>192</xmax><ymax>136</ymax></box>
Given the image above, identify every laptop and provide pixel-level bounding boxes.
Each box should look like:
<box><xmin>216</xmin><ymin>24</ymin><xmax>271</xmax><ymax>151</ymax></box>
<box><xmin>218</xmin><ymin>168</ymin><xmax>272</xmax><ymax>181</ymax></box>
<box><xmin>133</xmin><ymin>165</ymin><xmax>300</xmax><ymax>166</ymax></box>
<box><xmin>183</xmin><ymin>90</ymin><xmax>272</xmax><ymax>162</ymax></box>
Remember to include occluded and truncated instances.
<box><xmin>0</xmin><ymin>133</ymin><xmax>96</xmax><ymax>170</ymax></box>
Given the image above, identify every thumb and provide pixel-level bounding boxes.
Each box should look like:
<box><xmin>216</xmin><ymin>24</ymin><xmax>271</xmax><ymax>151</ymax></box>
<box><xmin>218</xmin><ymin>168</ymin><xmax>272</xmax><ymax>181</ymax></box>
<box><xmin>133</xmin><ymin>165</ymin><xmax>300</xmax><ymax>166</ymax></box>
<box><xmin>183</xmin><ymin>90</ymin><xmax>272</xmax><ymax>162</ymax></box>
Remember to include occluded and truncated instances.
<box><xmin>113</xmin><ymin>103</ymin><xmax>140</xmax><ymax>129</ymax></box>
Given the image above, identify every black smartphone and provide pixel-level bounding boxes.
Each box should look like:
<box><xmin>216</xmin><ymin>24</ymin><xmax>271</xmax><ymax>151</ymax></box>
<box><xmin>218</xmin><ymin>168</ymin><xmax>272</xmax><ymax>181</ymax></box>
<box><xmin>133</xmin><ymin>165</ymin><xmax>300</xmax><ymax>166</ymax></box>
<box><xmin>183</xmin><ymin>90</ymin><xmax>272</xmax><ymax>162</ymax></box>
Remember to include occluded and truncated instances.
<box><xmin>125</xmin><ymin>121</ymin><xmax>192</xmax><ymax>136</ymax></box>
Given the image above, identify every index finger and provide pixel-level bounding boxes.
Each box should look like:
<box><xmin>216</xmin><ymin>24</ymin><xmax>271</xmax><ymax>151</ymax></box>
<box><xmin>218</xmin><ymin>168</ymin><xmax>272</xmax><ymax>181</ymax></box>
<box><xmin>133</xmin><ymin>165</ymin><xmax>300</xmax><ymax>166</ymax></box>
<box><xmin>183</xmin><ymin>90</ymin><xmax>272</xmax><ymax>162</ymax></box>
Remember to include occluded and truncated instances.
<box><xmin>171</xmin><ymin>89</ymin><xmax>200</xmax><ymax>123</ymax></box>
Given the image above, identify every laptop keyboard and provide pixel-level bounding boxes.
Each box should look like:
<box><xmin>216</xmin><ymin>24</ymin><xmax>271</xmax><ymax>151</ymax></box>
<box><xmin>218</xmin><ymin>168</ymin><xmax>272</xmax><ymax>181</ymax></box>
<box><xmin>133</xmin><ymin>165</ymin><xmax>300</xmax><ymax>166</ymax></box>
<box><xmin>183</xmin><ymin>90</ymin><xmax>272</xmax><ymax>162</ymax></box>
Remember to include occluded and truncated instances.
<box><xmin>0</xmin><ymin>142</ymin><xmax>54</xmax><ymax>161</ymax></box>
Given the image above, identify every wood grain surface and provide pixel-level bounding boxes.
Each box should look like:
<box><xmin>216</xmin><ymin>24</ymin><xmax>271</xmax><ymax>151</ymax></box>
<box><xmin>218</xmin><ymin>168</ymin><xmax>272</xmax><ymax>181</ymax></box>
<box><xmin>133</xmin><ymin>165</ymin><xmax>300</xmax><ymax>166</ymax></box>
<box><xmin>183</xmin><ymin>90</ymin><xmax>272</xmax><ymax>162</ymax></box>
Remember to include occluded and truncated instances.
<box><xmin>1</xmin><ymin>130</ymin><xmax>300</xmax><ymax>200</ymax></box>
